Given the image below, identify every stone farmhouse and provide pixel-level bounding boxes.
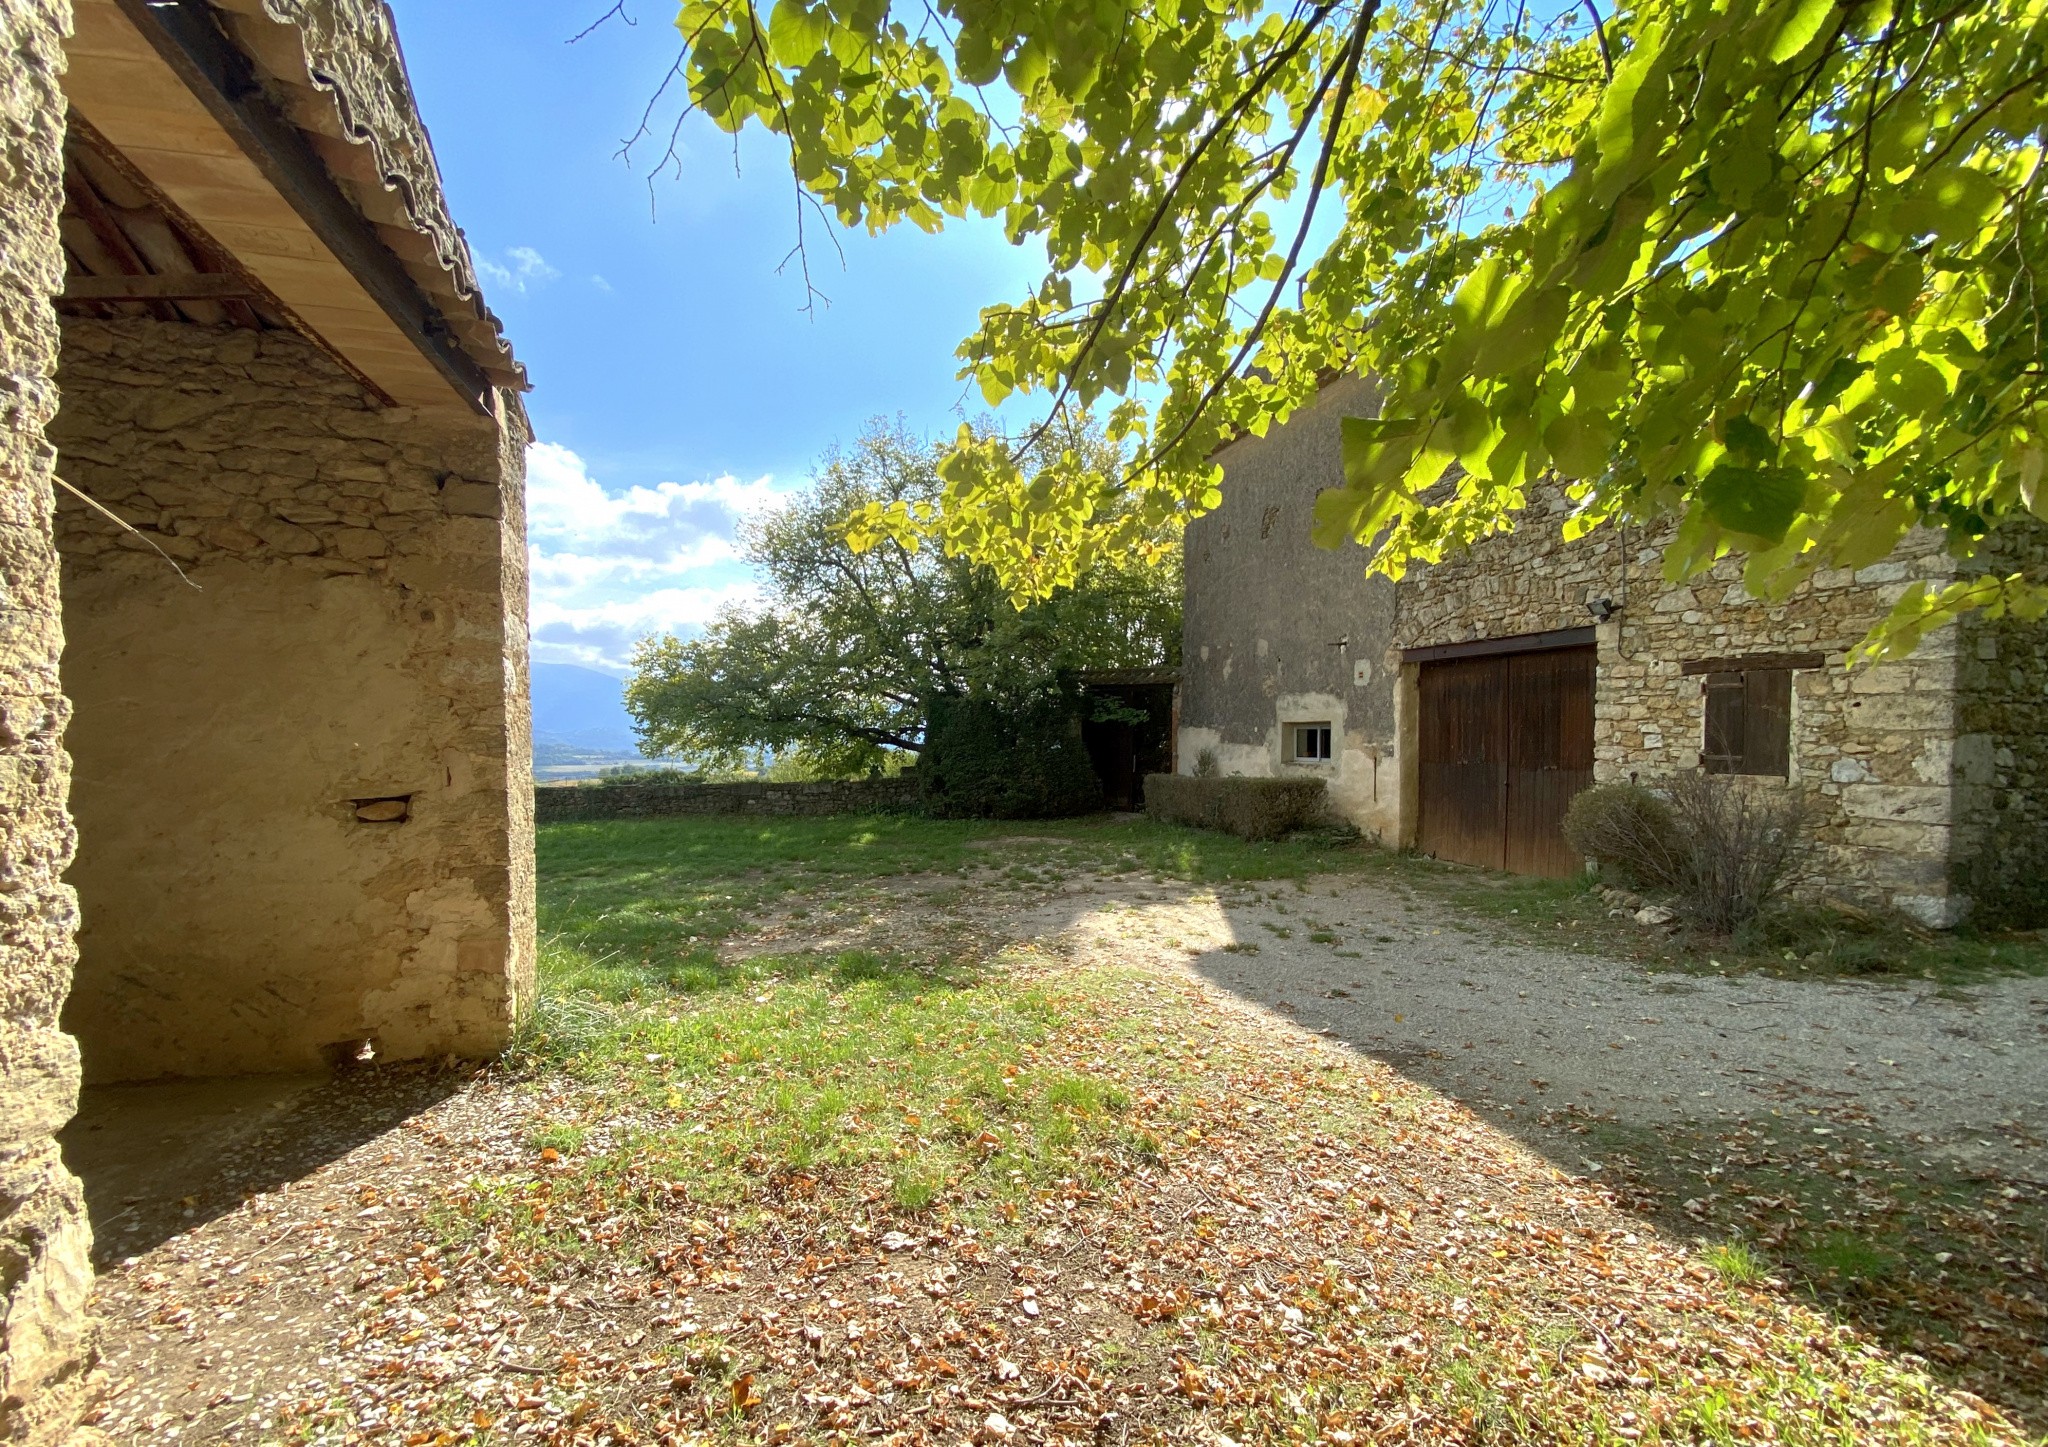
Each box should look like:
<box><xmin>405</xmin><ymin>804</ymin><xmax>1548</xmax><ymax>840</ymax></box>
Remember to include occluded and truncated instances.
<box><xmin>1181</xmin><ymin>374</ymin><xmax>2048</xmax><ymax>926</ymax></box>
<box><xmin>1</xmin><ymin>1</ymin><xmax>531</xmax><ymax>1438</ymax></box>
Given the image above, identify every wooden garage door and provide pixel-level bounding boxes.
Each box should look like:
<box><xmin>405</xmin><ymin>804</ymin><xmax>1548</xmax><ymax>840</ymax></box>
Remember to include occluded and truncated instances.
<box><xmin>1417</xmin><ymin>646</ymin><xmax>1594</xmax><ymax>876</ymax></box>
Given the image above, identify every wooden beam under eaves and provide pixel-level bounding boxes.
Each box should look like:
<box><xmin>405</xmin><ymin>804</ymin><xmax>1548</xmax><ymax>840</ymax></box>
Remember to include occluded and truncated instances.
<box><xmin>63</xmin><ymin>272</ymin><xmax>258</xmax><ymax>302</ymax></box>
<box><xmin>109</xmin><ymin>0</ymin><xmax>495</xmax><ymax>415</ymax></box>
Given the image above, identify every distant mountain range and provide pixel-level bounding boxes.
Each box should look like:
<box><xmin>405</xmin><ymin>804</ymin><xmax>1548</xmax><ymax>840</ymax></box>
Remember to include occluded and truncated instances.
<box><xmin>531</xmin><ymin>662</ymin><xmax>647</xmax><ymax>777</ymax></box>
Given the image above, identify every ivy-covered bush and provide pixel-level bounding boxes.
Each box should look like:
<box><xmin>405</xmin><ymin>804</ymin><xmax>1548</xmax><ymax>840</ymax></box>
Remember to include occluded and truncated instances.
<box><xmin>1144</xmin><ymin>775</ymin><xmax>1327</xmax><ymax>841</ymax></box>
<box><xmin>919</xmin><ymin>694</ymin><xmax>1102</xmax><ymax>819</ymax></box>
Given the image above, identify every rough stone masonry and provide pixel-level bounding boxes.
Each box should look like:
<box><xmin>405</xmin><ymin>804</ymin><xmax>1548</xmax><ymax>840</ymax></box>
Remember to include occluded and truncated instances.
<box><xmin>2</xmin><ymin>0</ymin><xmax>538</xmax><ymax>1437</ymax></box>
<box><xmin>1</xmin><ymin>5</ymin><xmax>97</xmax><ymax>1440</ymax></box>
<box><xmin>50</xmin><ymin>316</ymin><xmax>534</xmax><ymax>1081</ymax></box>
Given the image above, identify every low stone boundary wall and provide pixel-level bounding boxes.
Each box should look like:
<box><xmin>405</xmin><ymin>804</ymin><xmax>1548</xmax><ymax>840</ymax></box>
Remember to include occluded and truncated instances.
<box><xmin>535</xmin><ymin>776</ymin><xmax>920</xmax><ymax>822</ymax></box>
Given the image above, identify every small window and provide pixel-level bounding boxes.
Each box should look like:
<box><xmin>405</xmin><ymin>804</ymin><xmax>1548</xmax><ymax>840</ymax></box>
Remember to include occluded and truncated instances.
<box><xmin>1290</xmin><ymin>722</ymin><xmax>1333</xmax><ymax>763</ymax></box>
<box><xmin>1701</xmin><ymin>669</ymin><xmax>1791</xmax><ymax>776</ymax></box>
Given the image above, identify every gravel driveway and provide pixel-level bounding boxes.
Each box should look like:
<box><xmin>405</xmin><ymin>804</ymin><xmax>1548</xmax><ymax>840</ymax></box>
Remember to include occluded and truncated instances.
<box><xmin>1006</xmin><ymin>872</ymin><xmax>2048</xmax><ymax>1180</ymax></box>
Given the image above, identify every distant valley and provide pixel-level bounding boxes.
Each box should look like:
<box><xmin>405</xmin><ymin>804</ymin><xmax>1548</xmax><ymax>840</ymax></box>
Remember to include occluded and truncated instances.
<box><xmin>530</xmin><ymin>662</ymin><xmax>651</xmax><ymax>780</ymax></box>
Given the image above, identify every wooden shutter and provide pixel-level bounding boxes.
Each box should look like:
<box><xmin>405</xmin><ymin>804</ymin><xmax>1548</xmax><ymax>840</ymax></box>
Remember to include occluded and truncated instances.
<box><xmin>1701</xmin><ymin>668</ymin><xmax>1790</xmax><ymax>776</ymax></box>
<box><xmin>1702</xmin><ymin>672</ymin><xmax>1746</xmax><ymax>773</ymax></box>
<box><xmin>1743</xmin><ymin>668</ymin><xmax>1791</xmax><ymax>777</ymax></box>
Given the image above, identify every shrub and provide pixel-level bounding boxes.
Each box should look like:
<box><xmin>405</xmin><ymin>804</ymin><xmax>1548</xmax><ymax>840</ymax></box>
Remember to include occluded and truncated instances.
<box><xmin>1664</xmin><ymin>772</ymin><xmax>1810</xmax><ymax>934</ymax></box>
<box><xmin>919</xmin><ymin>693</ymin><xmax>1103</xmax><ymax>819</ymax></box>
<box><xmin>1562</xmin><ymin>782</ymin><xmax>1686</xmax><ymax>889</ymax></box>
<box><xmin>1144</xmin><ymin>774</ymin><xmax>1328</xmax><ymax>841</ymax></box>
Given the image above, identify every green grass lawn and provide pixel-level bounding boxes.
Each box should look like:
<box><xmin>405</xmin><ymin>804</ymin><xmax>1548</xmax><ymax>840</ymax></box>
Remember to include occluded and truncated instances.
<box><xmin>489</xmin><ymin>812</ymin><xmax>2042</xmax><ymax>1445</ymax></box>
<box><xmin>531</xmin><ymin>812</ymin><xmax>1380</xmax><ymax>1007</ymax></box>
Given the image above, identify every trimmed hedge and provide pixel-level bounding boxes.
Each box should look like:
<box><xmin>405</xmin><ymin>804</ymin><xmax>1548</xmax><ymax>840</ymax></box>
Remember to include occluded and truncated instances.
<box><xmin>920</xmin><ymin>694</ymin><xmax>1103</xmax><ymax>819</ymax></box>
<box><xmin>1143</xmin><ymin>774</ymin><xmax>1328</xmax><ymax>841</ymax></box>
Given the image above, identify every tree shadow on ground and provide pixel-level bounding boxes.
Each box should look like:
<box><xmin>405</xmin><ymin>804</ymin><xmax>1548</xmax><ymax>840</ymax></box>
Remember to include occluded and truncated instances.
<box><xmin>1163</xmin><ymin>898</ymin><xmax>2048</xmax><ymax>1432</ymax></box>
<box><xmin>60</xmin><ymin>1063</ymin><xmax>466</xmax><ymax>1266</ymax></box>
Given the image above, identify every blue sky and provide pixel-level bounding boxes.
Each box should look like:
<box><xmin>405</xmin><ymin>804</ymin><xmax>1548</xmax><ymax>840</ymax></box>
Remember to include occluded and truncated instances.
<box><xmin>391</xmin><ymin>1</ymin><xmax>1046</xmax><ymax>674</ymax></box>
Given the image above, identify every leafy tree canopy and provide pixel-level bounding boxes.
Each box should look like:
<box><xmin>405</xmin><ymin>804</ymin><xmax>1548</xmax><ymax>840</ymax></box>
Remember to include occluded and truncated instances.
<box><xmin>642</xmin><ymin>0</ymin><xmax>2046</xmax><ymax>656</ymax></box>
<box><xmin>624</xmin><ymin>417</ymin><xmax>1180</xmax><ymax>776</ymax></box>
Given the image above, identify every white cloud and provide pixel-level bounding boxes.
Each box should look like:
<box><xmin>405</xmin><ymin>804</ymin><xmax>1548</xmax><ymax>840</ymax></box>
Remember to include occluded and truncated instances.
<box><xmin>532</xmin><ymin>582</ymin><xmax>761</xmax><ymax>639</ymax></box>
<box><xmin>522</xmin><ymin>441</ymin><xmax>796</xmax><ymax>672</ymax></box>
<box><xmin>526</xmin><ymin>442</ymin><xmax>792</xmax><ymax>544</ymax></box>
<box><xmin>477</xmin><ymin>245</ymin><xmax>561</xmax><ymax>293</ymax></box>
<box><xmin>527</xmin><ymin>537</ymin><xmax>740</xmax><ymax>590</ymax></box>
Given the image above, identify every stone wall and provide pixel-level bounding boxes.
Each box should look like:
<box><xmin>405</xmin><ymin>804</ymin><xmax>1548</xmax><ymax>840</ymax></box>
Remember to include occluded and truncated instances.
<box><xmin>1387</xmin><ymin>489</ymin><xmax>1968</xmax><ymax>921</ymax></box>
<box><xmin>1174</xmin><ymin>377</ymin><xmax>2029</xmax><ymax>922</ymax></box>
<box><xmin>0</xmin><ymin>3</ymin><xmax>98</xmax><ymax>1441</ymax></box>
<box><xmin>536</xmin><ymin>776</ymin><xmax>921</xmax><ymax>823</ymax></box>
<box><xmin>49</xmin><ymin>316</ymin><xmax>533</xmax><ymax>1081</ymax></box>
<box><xmin>1179</xmin><ymin>375</ymin><xmax>1401</xmax><ymax>836</ymax></box>
<box><xmin>1952</xmin><ymin>526</ymin><xmax>2048</xmax><ymax>912</ymax></box>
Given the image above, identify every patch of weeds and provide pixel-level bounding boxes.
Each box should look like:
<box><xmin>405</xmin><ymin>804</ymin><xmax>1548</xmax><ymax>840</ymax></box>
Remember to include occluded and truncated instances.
<box><xmin>1308</xmin><ymin>930</ymin><xmax>1338</xmax><ymax>944</ymax></box>
<box><xmin>1261</xmin><ymin>921</ymin><xmax>1293</xmax><ymax>939</ymax></box>
<box><xmin>1220</xmin><ymin>942</ymin><xmax>1260</xmax><ymax>955</ymax></box>
<box><xmin>527</xmin><ymin>1122</ymin><xmax>587</xmax><ymax>1156</ymax></box>
<box><xmin>1808</xmin><ymin>1230</ymin><xmax>1897</xmax><ymax>1282</ymax></box>
<box><xmin>1663</xmin><ymin>902</ymin><xmax>2048</xmax><ymax>986</ymax></box>
<box><xmin>1704</xmin><ymin>1240</ymin><xmax>1767</xmax><ymax>1285</ymax></box>
<box><xmin>890</xmin><ymin>1155</ymin><xmax>945</xmax><ymax>1212</ymax></box>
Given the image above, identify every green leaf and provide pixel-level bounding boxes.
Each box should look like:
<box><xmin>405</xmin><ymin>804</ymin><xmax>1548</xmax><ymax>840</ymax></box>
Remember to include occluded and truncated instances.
<box><xmin>1766</xmin><ymin>0</ymin><xmax>1835</xmax><ymax>64</ymax></box>
<box><xmin>766</xmin><ymin>0</ymin><xmax>830</xmax><ymax>65</ymax></box>
<box><xmin>1472</xmin><ymin>287</ymin><xmax>1569</xmax><ymax>379</ymax></box>
<box><xmin>1441</xmin><ymin>395</ymin><xmax>1494</xmax><ymax>462</ymax></box>
<box><xmin>1720</xmin><ymin>415</ymin><xmax>1777</xmax><ymax>465</ymax></box>
<box><xmin>1699</xmin><ymin>462</ymin><xmax>1804</xmax><ymax>542</ymax></box>
<box><xmin>1341</xmin><ymin>415</ymin><xmax>1422</xmax><ymax>491</ymax></box>
<box><xmin>1544</xmin><ymin>412</ymin><xmax>1615</xmax><ymax>479</ymax></box>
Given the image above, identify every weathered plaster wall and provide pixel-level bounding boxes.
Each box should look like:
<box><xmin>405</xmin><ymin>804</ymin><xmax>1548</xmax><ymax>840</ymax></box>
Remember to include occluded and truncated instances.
<box><xmin>1179</xmin><ymin>376</ymin><xmax>1400</xmax><ymax>836</ymax></box>
<box><xmin>1389</xmin><ymin>491</ymin><xmax>1968</xmax><ymax>922</ymax></box>
<box><xmin>49</xmin><ymin>317</ymin><xmax>532</xmax><ymax>1081</ymax></box>
<box><xmin>0</xmin><ymin>3</ymin><xmax>98</xmax><ymax>1441</ymax></box>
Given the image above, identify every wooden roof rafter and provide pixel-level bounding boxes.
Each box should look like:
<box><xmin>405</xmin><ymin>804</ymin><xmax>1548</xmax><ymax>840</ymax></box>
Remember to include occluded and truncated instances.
<box><xmin>62</xmin><ymin>0</ymin><xmax>523</xmax><ymax>414</ymax></box>
<box><xmin>57</xmin><ymin>112</ymin><xmax>397</xmax><ymax>404</ymax></box>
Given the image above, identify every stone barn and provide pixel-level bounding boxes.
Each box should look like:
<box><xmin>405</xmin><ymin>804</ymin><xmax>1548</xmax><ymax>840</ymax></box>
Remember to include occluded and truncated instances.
<box><xmin>1</xmin><ymin>1</ymin><xmax>532</xmax><ymax>1438</ymax></box>
<box><xmin>1181</xmin><ymin>374</ymin><xmax>2048</xmax><ymax>927</ymax></box>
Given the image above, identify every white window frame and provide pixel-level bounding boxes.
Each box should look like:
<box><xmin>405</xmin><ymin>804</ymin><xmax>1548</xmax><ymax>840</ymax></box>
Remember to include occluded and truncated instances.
<box><xmin>1289</xmin><ymin>721</ymin><xmax>1334</xmax><ymax>764</ymax></box>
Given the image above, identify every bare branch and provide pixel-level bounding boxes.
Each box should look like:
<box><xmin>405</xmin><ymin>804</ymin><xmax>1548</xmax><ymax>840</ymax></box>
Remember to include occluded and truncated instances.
<box><xmin>568</xmin><ymin>3</ymin><xmax>635</xmax><ymax>44</ymax></box>
<box><xmin>1005</xmin><ymin>0</ymin><xmax>1352</xmax><ymax>462</ymax></box>
<box><xmin>1133</xmin><ymin>0</ymin><xmax>1382</xmax><ymax>479</ymax></box>
<box><xmin>1579</xmin><ymin>0</ymin><xmax>1613</xmax><ymax>77</ymax></box>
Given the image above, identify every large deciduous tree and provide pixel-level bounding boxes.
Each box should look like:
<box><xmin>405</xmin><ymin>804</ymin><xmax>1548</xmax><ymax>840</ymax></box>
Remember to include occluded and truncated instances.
<box><xmin>636</xmin><ymin>0</ymin><xmax>2045</xmax><ymax>655</ymax></box>
<box><xmin>624</xmin><ymin>418</ymin><xmax>1179</xmax><ymax>775</ymax></box>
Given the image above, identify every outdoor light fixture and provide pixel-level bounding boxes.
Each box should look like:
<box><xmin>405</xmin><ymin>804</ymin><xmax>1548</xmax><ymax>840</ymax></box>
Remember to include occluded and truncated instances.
<box><xmin>1587</xmin><ymin>597</ymin><xmax>1619</xmax><ymax>622</ymax></box>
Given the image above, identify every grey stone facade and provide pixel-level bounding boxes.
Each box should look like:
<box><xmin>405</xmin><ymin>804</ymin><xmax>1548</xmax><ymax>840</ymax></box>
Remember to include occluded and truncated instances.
<box><xmin>1182</xmin><ymin>378</ymin><xmax>2044</xmax><ymax>926</ymax></box>
<box><xmin>1179</xmin><ymin>374</ymin><xmax>1402</xmax><ymax>838</ymax></box>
